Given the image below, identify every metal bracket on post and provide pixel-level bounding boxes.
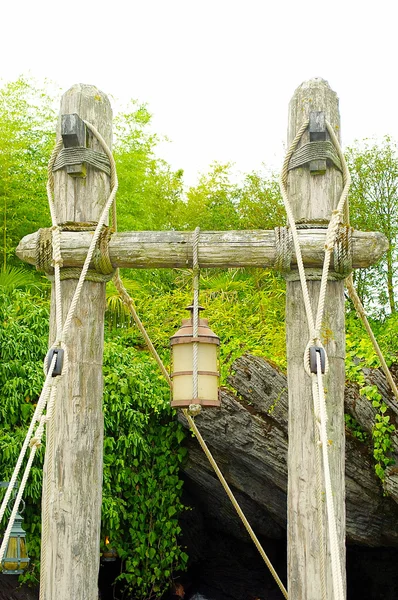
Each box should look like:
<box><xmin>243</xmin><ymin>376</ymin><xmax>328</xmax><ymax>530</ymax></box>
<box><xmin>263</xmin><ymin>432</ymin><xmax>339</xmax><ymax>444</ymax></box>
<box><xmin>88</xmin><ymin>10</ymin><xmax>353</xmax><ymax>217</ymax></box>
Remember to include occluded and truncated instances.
<box><xmin>61</xmin><ymin>113</ymin><xmax>87</xmax><ymax>178</ymax></box>
<box><xmin>309</xmin><ymin>346</ymin><xmax>326</xmax><ymax>374</ymax></box>
<box><xmin>309</xmin><ymin>111</ymin><xmax>326</xmax><ymax>175</ymax></box>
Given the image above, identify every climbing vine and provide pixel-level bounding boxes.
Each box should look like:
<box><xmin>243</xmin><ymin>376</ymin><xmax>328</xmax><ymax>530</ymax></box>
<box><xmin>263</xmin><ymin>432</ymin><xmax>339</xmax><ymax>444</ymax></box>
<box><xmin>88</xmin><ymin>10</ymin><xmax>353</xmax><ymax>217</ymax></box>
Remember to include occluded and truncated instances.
<box><xmin>346</xmin><ymin>312</ymin><xmax>397</xmax><ymax>481</ymax></box>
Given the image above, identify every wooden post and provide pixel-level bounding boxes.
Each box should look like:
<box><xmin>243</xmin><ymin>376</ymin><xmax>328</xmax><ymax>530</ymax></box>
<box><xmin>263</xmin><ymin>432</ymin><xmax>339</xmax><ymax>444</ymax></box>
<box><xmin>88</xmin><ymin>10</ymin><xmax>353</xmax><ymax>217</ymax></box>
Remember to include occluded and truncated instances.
<box><xmin>41</xmin><ymin>85</ymin><xmax>112</xmax><ymax>600</ymax></box>
<box><xmin>286</xmin><ymin>78</ymin><xmax>346</xmax><ymax>598</ymax></box>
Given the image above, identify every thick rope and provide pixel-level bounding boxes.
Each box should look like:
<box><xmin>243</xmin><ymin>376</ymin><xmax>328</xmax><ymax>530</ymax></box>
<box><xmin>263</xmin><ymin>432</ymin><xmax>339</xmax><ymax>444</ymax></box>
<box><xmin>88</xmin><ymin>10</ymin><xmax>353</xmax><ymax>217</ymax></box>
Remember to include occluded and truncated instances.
<box><xmin>346</xmin><ymin>275</ymin><xmax>398</xmax><ymax>403</ymax></box>
<box><xmin>53</xmin><ymin>147</ymin><xmax>111</xmax><ymax>176</ymax></box>
<box><xmin>274</xmin><ymin>226</ymin><xmax>293</xmax><ymax>273</ymax></box>
<box><xmin>288</xmin><ymin>140</ymin><xmax>342</xmax><ymax>172</ymax></box>
<box><xmin>279</xmin><ymin>119</ymin><xmax>349</xmax><ymax>600</ymax></box>
<box><xmin>191</xmin><ymin>227</ymin><xmax>201</xmax><ymax>415</ymax></box>
<box><xmin>334</xmin><ymin>225</ymin><xmax>353</xmax><ymax>277</ymax></box>
<box><xmin>0</xmin><ymin>356</ymin><xmax>57</xmax><ymax>565</ymax></box>
<box><xmin>36</xmin><ymin>224</ymin><xmax>115</xmax><ymax>282</ymax></box>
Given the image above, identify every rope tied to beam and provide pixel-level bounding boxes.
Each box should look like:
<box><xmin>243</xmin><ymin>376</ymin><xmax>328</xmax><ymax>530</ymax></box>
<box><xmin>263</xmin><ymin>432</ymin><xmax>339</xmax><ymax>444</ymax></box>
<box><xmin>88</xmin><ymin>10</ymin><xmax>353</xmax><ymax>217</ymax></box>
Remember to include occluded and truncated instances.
<box><xmin>274</xmin><ymin>226</ymin><xmax>293</xmax><ymax>272</ymax></box>
<box><xmin>334</xmin><ymin>224</ymin><xmax>353</xmax><ymax>276</ymax></box>
<box><xmin>36</xmin><ymin>223</ymin><xmax>115</xmax><ymax>282</ymax></box>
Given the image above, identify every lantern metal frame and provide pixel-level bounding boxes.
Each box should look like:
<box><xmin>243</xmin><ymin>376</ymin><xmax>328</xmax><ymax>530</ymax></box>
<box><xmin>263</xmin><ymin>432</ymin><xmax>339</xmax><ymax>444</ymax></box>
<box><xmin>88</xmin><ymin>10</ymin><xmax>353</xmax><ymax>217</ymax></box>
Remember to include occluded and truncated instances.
<box><xmin>0</xmin><ymin>482</ymin><xmax>30</xmax><ymax>575</ymax></box>
<box><xmin>170</xmin><ymin>304</ymin><xmax>221</xmax><ymax>409</ymax></box>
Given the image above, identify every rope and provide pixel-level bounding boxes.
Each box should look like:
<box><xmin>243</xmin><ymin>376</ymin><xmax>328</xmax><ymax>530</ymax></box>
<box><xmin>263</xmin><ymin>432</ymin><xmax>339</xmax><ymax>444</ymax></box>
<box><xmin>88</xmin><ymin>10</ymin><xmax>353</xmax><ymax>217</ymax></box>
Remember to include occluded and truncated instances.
<box><xmin>274</xmin><ymin>226</ymin><xmax>293</xmax><ymax>273</ymax></box>
<box><xmin>36</xmin><ymin>224</ymin><xmax>115</xmax><ymax>282</ymax></box>
<box><xmin>279</xmin><ymin>119</ymin><xmax>349</xmax><ymax>600</ymax></box>
<box><xmin>52</xmin><ymin>147</ymin><xmax>111</xmax><ymax>176</ymax></box>
<box><xmin>346</xmin><ymin>275</ymin><xmax>398</xmax><ymax>403</ymax></box>
<box><xmin>288</xmin><ymin>140</ymin><xmax>342</xmax><ymax>172</ymax></box>
<box><xmin>191</xmin><ymin>227</ymin><xmax>201</xmax><ymax>416</ymax></box>
<box><xmin>0</xmin><ymin>355</ymin><xmax>57</xmax><ymax>565</ymax></box>
<box><xmin>334</xmin><ymin>225</ymin><xmax>353</xmax><ymax>277</ymax></box>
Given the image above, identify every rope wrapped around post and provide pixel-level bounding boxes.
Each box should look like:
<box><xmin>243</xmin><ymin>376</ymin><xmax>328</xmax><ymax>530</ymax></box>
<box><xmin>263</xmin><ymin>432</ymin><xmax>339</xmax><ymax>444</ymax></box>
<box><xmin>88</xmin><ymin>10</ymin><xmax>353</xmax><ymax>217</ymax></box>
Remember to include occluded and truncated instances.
<box><xmin>35</xmin><ymin>223</ymin><xmax>115</xmax><ymax>282</ymax></box>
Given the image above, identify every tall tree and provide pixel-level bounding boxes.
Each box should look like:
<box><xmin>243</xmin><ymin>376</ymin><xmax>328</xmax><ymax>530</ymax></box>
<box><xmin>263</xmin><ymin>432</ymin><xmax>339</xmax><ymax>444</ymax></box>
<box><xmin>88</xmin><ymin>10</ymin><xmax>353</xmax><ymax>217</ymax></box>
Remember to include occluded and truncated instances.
<box><xmin>0</xmin><ymin>78</ymin><xmax>56</xmax><ymax>267</ymax></box>
<box><xmin>181</xmin><ymin>162</ymin><xmax>240</xmax><ymax>230</ymax></box>
<box><xmin>114</xmin><ymin>103</ymin><xmax>185</xmax><ymax>232</ymax></box>
<box><xmin>238</xmin><ymin>168</ymin><xmax>285</xmax><ymax>230</ymax></box>
<box><xmin>346</xmin><ymin>137</ymin><xmax>398</xmax><ymax>315</ymax></box>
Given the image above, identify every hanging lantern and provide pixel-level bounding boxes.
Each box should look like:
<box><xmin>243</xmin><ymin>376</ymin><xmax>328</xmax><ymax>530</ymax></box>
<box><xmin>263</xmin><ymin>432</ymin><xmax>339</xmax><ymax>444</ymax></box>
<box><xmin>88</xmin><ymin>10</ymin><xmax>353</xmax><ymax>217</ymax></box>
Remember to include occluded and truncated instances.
<box><xmin>101</xmin><ymin>536</ymin><xmax>118</xmax><ymax>563</ymax></box>
<box><xmin>170</xmin><ymin>305</ymin><xmax>220</xmax><ymax>410</ymax></box>
<box><xmin>1</xmin><ymin>511</ymin><xmax>30</xmax><ymax>575</ymax></box>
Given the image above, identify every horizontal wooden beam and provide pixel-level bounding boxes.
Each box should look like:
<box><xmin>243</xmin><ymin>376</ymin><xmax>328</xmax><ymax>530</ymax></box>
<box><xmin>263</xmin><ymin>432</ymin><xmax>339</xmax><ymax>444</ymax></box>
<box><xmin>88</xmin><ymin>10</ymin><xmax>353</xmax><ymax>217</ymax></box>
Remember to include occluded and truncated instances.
<box><xmin>17</xmin><ymin>229</ymin><xmax>388</xmax><ymax>271</ymax></box>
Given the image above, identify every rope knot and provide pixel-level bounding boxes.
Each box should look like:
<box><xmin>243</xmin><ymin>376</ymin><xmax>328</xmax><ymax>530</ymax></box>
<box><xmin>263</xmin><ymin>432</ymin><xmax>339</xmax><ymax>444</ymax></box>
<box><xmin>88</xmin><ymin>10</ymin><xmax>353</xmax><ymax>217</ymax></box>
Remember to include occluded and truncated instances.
<box><xmin>29</xmin><ymin>437</ymin><xmax>41</xmax><ymax>448</ymax></box>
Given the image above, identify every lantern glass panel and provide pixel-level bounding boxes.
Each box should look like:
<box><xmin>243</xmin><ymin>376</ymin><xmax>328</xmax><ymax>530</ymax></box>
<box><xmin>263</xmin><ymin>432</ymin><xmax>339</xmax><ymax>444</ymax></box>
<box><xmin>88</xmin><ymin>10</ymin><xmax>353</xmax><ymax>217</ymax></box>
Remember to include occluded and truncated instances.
<box><xmin>173</xmin><ymin>342</ymin><xmax>217</xmax><ymax>371</ymax></box>
<box><xmin>2</xmin><ymin>536</ymin><xmax>28</xmax><ymax>572</ymax></box>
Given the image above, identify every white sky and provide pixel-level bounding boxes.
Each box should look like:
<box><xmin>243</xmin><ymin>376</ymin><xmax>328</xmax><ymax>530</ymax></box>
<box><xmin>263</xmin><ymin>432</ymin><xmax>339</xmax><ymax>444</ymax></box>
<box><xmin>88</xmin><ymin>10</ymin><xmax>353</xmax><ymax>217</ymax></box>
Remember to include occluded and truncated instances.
<box><xmin>2</xmin><ymin>0</ymin><xmax>398</xmax><ymax>187</ymax></box>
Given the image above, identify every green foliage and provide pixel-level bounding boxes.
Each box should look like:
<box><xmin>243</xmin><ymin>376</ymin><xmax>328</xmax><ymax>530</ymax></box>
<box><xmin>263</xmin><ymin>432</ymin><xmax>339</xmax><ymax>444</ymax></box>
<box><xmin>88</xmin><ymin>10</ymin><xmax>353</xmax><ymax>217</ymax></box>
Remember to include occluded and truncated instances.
<box><xmin>0</xmin><ymin>289</ymin><xmax>50</xmax><ymax>582</ymax></box>
<box><xmin>346</xmin><ymin>312</ymin><xmax>397</xmax><ymax>480</ymax></box>
<box><xmin>180</xmin><ymin>163</ymin><xmax>241</xmax><ymax>230</ymax></box>
<box><xmin>346</xmin><ymin>137</ymin><xmax>398</xmax><ymax>316</ymax></box>
<box><xmin>0</xmin><ymin>265</ymin><xmax>43</xmax><ymax>292</ymax></box>
<box><xmin>0</xmin><ymin>78</ymin><xmax>56</xmax><ymax>268</ymax></box>
<box><xmin>238</xmin><ymin>169</ymin><xmax>286</xmax><ymax>230</ymax></box>
<box><xmin>344</xmin><ymin>415</ymin><xmax>368</xmax><ymax>443</ymax></box>
<box><xmin>101</xmin><ymin>337</ymin><xmax>188</xmax><ymax>599</ymax></box>
<box><xmin>113</xmin><ymin>103</ymin><xmax>185</xmax><ymax>232</ymax></box>
<box><xmin>0</xmin><ymin>288</ymin><xmax>188</xmax><ymax>598</ymax></box>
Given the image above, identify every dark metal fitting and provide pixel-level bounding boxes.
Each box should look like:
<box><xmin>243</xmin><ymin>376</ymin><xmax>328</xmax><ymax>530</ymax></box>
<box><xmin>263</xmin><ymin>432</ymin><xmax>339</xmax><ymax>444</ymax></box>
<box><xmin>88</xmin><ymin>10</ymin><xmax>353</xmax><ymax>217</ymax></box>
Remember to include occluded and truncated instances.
<box><xmin>309</xmin><ymin>346</ymin><xmax>326</xmax><ymax>374</ymax></box>
<box><xmin>47</xmin><ymin>348</ymin><xmax>64</xmax><ymax>377</ymax></box>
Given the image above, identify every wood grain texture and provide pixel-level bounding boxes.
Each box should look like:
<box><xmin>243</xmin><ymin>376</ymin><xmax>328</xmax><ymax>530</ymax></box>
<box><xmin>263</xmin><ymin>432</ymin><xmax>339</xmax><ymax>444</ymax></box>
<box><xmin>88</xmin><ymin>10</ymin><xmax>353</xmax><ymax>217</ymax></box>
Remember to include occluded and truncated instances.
<box><xmin>41</xmin><ymin>85</ymin><xmax>112</xmax><ymax>600</ymax></box>
<box><xmin>17</xmin><ymin>229</ymin><xmax>388</xmax><ymax>270</ymax></box>
<box><xmin>286</xmin><ymin>78</ymin><xmax>346</xmax><ymax>599</ymax></box>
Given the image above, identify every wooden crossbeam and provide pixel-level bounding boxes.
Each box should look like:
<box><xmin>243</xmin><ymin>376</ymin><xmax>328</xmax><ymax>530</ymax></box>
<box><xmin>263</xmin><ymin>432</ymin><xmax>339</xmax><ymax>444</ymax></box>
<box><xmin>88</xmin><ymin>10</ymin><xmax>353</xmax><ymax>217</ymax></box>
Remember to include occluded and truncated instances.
<box><xmin>17</xmin><ymin>228</ymin><xmax>387</xmax><ymax>271</ymax></box>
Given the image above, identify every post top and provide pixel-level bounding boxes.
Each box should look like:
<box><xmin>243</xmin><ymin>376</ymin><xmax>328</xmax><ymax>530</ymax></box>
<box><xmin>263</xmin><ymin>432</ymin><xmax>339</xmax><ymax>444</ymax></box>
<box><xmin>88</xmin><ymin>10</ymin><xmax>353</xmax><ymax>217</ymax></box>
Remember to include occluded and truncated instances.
<box><xmin>291</xmin><ymin>78</ymin><xmax>338</xmax><ymax>106</ymax></box>
<box><xmin>62</xmin><ymin>84</ymin><xmax>111</xmax><ymax>111</ymax></box>
<box><xmin>295</xmin><ymin>77</ymin><xmax>333</xmax><ymax>91</ymax></box>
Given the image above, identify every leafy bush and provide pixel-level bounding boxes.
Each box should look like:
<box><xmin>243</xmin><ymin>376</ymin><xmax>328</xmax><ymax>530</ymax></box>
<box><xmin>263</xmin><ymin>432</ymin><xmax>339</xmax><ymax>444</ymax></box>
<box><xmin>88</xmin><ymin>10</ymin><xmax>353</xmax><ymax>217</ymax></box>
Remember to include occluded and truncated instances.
<box><xmin>0</xmin><ymin>289</ymin><xmax>188</xmax><ymax>597</ymax></box>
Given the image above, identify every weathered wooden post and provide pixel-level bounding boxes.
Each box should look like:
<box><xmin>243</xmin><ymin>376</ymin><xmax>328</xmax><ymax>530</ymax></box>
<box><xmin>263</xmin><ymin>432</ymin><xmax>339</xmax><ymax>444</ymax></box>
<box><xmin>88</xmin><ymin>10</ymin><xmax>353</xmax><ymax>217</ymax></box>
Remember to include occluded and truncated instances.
<box><xmin>285</xmin><ymin>78</ymin><xmax>346</xmax><ymax>598</ymax></box>
<box><xmin>41</xmin><ymin>85</ymin><xmax>112</xmax><ymax>599</ymax></box>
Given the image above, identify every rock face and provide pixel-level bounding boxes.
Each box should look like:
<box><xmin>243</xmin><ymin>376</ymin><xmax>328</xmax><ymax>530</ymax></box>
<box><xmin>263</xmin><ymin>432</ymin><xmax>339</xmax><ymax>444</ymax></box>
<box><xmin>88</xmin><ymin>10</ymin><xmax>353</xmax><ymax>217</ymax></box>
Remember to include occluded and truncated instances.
<box><xmin>179</xmin><ymin>355</ymin><xmax>398</xmax><ymax>548</ymax></box>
